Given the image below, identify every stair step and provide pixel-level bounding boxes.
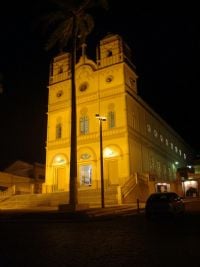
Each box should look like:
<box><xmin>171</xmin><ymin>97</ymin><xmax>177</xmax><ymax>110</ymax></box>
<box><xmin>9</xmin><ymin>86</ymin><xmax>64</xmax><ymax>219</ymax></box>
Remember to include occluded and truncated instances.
<box><xmin>0</xmin><ymin>187</ymin><xmax>120</xmax><ymax>210</ymax></box>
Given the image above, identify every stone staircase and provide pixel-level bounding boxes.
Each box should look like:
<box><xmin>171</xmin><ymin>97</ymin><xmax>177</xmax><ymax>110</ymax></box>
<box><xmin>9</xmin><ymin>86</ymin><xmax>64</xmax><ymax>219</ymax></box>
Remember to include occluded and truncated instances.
<box><xmin>0</xmin><ymin>186</ymin><xmax>120</xmax><ymax>210</ymax></box>
<box><xmin>0</xmin><ymin>192</ymin><xmax>64</xmax><ymax>209</ymax></box>
<box><xmin>121</xmin><ymin>175</ymin><xmax>137</xmax><ymax>199</ymax></box>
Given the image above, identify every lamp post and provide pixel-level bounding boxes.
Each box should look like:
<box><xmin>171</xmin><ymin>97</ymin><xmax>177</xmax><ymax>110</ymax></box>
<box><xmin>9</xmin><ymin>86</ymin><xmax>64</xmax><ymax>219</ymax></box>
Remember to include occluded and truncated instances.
<box><xmin>96</xmin><ymin>114</ymin><xmax>106</xmax><ymax>208</ymax></box>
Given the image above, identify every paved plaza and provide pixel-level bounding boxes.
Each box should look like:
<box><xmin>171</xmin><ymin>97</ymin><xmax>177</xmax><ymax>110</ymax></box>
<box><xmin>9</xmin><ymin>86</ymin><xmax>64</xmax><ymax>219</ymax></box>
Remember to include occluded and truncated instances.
<box><xmin>0</xmin><ymin>200</ymin><xmax>199</xmax><ymax>267</ymax></box>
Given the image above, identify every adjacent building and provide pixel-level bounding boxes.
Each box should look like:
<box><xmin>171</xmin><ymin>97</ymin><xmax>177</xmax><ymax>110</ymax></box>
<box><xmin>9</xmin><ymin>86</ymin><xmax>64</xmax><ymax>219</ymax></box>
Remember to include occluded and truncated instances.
<box><xmin>0</xmin><ymin>160</ymin><xmax>45</xmax><ymax>195</ymax></box>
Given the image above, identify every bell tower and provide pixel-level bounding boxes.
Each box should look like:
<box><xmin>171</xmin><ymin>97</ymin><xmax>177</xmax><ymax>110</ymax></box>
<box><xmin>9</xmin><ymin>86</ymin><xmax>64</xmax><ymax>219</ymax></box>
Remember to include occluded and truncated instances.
<box><xmin>97</xmin><ymin>33</ymin><xmax>138</xmax><ymax>95</ymax></box>
<box><xmin>44</xmin><ymin>52</ymin><xmax>72</xmax><ymax>193</ymax></box>
<box><xmin>97</xmin><ymin>34</ymin><xmax>132</xmax><ymax>65</ymax></box>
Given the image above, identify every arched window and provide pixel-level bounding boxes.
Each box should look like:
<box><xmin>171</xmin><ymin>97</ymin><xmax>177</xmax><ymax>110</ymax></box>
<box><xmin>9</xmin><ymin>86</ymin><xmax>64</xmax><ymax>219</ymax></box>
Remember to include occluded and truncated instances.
<box><xmin>80</xmin><ymin>116</ymin><xmax>89</xmax><ymax>134</ymax></box>
<box><xmin>108</xmin><ymin>111</ymin><xmax>115</xmax><ymax>128</ymax></box>
<box><xmin>106</xmin><ymin>49</ymin><xmax>113</xmax><ymax>57</ymax></box>
<box><xmin>56</xmin><ymin>123</ymin><xmax>62</xmax><ymax>139</ymax></box>
<box><xmin>58</xmin><ymin>65</ymin><xmax>63</xmax><ymax>74</ymax></box>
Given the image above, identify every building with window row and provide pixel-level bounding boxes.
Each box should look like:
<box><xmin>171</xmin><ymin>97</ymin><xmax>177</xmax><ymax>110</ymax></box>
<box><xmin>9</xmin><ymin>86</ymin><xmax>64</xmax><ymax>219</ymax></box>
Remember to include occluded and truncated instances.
<box><xmin>43</xmin><ymin>34</ymin><xmax>193</xmax><ymax>204</ymax></box>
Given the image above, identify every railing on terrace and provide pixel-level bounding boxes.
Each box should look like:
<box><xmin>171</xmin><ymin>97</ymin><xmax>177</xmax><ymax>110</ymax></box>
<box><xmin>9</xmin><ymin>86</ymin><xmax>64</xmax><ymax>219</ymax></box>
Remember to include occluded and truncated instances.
<box><xmin>0</xmin><ymin>182</ymin><xmax>42</xmax><ymax>197</ymax></box>
<box><xmin>137</xmin><ymin>173</ymin><xmax>149</xmax><ymax>184</ymax></box>
<box><xmin>97</xmin><ymin>53</ymin><xmax>123</xmax><ymax>67</ymax></box>
<box><xmin>49</xmin><ymin>72</ymin><xmax>69</xmax><ymax>84</ymax></box>
<box><xmin>47</xmin><ymin>127</ymin><xmax>126</xmax><ymax>146</ymax></box>
<box><xmin>121</xmin><ymin>174</ymin><xmax>138</xmax><ymax>199</ymax></box>
<box><xmin>0</xmin><ymin>185</ymin><xmax>15</xmax><ymax>198</ymax></box>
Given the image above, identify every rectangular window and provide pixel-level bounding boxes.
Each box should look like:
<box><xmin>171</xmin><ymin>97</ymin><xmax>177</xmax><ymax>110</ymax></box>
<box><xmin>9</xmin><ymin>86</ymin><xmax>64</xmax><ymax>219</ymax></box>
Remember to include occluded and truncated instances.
<box><xmin>108</xmin><ymin>111</ymin><xmax>115</xmax><ymax>128</ymax></box>
<box><xmin>80</xmin><ymin>116</ymin><xmax>89</xmax><ymax>134</ymax></box>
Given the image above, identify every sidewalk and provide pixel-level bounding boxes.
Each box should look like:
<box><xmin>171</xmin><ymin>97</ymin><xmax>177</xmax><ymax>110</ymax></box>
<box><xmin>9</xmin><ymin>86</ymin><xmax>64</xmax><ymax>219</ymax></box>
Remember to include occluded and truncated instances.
<box><xmin>0</xmin><ymin>203</ymin><xmax>145</xmax><ymax>222</ymax></box>
<box><xmin>85</xmin><ymin>203</ymin><xmax>145</xmax><ymax>218</ymax></box>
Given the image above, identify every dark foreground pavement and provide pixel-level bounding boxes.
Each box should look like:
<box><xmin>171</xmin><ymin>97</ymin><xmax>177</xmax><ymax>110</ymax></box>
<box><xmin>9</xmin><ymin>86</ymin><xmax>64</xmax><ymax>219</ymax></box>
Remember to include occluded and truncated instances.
<box><xmin>0</xmin><ymin>201</ymin><xmax>200</xmax><ymax>267</ymax></box>
<box><xmin>0</xmin><ymin>204</ymin><xmax>145</xmax><ymax>222</ymax></box>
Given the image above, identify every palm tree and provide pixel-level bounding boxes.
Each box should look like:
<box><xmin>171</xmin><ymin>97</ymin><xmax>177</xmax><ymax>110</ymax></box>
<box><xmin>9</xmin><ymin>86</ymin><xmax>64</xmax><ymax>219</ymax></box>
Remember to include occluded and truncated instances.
<box><xmin>43</xmin><ymin>0</ymin><xmax>108</xmax><ymax>210</ymax></box>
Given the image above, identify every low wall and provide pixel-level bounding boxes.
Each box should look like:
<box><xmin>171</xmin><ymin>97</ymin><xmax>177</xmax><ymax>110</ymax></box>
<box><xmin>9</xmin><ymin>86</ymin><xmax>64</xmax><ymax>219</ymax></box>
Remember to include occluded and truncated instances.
<box><xmin>0</xmin><ymin>171</ymin><xmax>42</xmax><ymax>194</ymax></box>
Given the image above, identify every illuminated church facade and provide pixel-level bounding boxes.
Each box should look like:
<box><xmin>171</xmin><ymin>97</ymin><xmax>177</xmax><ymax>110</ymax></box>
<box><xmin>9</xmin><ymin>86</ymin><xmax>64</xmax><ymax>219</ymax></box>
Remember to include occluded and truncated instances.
<box><xmin>43</xmin><ymin>34</ymin><xmax>192</xmax><ymax>204</ymax></box>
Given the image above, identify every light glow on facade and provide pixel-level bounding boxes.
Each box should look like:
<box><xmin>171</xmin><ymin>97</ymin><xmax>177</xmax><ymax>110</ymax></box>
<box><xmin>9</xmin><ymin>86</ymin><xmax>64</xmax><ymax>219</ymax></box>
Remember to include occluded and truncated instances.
<box><xmin>43</xmin><ymin>34</ymin><xmax>192</xmax><ymax>203</ymax></box>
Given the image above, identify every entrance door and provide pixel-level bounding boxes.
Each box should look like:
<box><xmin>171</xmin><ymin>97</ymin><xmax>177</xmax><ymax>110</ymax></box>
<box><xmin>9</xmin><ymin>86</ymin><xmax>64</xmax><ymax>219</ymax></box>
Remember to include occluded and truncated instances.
<box><xmin>80</xmin><ymin>165</ymin><xmax>92</xmax><ymax>186</ymax></box>
<box><xmin>156</xmin><ymin>183</ymin><xmax>170</xmax><ymax>193</ymax></box>
<box><xmin>105</xmin><ymin>159</ymin><xmax>119</xmax><ymax>185</ymax></box>
<box><xmin>55</xmin><ymin>167</ymin><xmax>66</xmax><ymax>191</ymax></box>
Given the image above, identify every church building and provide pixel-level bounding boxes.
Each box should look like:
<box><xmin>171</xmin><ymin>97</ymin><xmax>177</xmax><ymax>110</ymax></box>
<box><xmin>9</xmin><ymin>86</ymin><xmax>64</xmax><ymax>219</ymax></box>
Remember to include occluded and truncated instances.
<box><xmin>43</xmin><ymin>34</ymin><xmax>193</xmax><ymax>205</ymax></box>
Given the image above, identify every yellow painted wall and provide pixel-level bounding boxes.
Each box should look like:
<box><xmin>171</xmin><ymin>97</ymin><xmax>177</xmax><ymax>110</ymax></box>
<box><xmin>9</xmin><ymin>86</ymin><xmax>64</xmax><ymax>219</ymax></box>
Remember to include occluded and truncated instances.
<box><xmin>43</xmin><ymin>34</ymin><xmax>193</xmax><ymax>199</ymax></box>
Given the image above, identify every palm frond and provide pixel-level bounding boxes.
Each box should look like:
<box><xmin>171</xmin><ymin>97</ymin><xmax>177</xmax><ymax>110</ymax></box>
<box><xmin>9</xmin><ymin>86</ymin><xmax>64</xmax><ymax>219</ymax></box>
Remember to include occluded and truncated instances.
<box><xmin>58</xmin><ymin>18</ymin><xmax>74</xmax><ymax>49</ymax></box>
<box><xmin>37</xmin><ymin>11</ymin><xmax>66</xmax><ymax>36</ymax></box>
<box><xmin>50</xmin><ymin>0</ymin><xmax>85</xmax><ymax>13</ymax></box>
<box><xmin>97</xmin><ymin>0</ymin><xmax>109</xmax><ymax>10</ymax></box>
<box><xmin>42</xmin><ymin>0</ymin><xmax>109</xmax><ymax>52</ymax></box>
<box><xmin>45</xmin><ymin>17</ymin><xmax>73</xmax><ymax>51</ymax></box>
<box><xmin>77</xmin><ymin>13</ymin><xmax>94</xmax><ymax>44</ymax></box>
<box><xmin>79</xmin><ymin>0</ymin><xmax>109</xmax><ymax>11</ymax></box>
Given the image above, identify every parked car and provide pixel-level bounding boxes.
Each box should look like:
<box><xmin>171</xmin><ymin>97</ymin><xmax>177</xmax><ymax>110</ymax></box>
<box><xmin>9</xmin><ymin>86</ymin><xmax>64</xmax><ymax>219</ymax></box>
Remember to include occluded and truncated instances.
<box><xmin>145</xmin><ymin>192</ymin><xmax>185</xmax><ymax>218</ymax></box>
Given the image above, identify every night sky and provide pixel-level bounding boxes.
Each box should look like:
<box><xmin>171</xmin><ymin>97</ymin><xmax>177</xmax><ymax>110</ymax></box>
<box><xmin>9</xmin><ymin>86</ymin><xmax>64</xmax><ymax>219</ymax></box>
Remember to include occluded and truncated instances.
<box><xmin>0</xmin><ymin>1</ymin><xmax>199</xmax><ymax>170</ymax></box>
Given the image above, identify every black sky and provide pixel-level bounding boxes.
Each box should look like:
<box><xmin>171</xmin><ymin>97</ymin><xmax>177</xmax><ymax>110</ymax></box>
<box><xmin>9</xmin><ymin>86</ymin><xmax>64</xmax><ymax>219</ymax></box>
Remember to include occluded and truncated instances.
<box><xmin>0</xmin><ymin>1</ymin><xmax>200</xmax><ymax>170</ymax></box>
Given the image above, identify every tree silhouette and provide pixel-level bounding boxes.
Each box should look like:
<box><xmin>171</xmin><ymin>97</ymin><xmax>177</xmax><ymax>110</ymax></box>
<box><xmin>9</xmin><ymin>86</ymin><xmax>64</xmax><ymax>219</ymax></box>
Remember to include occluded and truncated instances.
<box><xmin>42</xmin><ymin>0</ymin><xmax>108</xmax><ymax>210</ymax></box>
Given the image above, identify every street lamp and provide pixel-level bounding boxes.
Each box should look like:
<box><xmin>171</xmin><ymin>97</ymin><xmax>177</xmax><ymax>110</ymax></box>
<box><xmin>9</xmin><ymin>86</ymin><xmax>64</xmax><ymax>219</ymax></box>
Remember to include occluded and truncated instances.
<box><xmin>96</xmin><ymin>114</ymin><xmax>106</xmax><ymax>208</ymax></box>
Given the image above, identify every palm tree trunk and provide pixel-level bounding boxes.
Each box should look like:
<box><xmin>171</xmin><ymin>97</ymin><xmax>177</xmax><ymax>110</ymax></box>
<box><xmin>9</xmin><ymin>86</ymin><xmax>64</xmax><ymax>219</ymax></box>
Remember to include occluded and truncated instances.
<box><xmin>69</xmin><ymin>14</ymin><xmax>78</xmax><ymax>209</ymax></box>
